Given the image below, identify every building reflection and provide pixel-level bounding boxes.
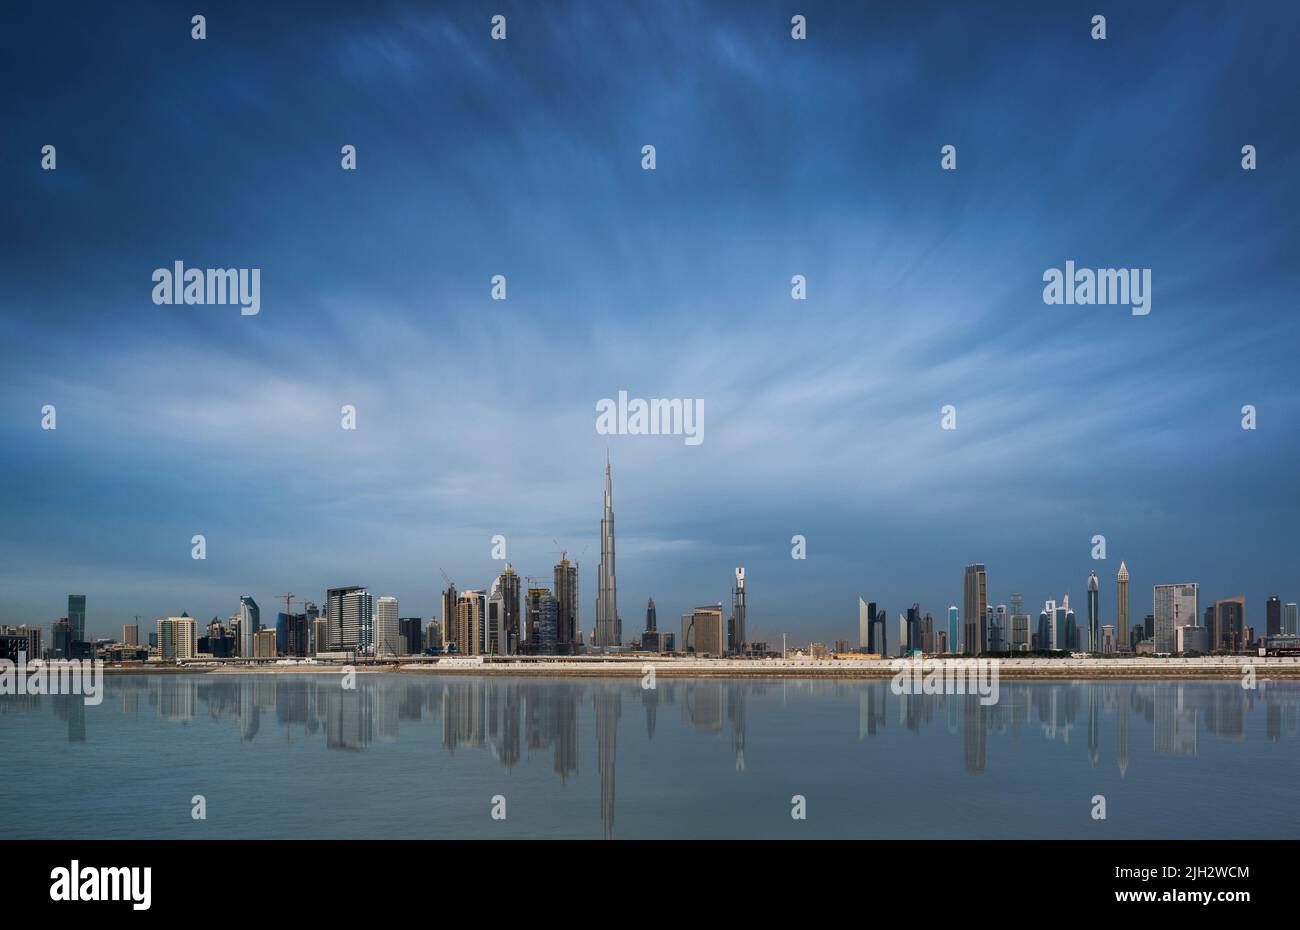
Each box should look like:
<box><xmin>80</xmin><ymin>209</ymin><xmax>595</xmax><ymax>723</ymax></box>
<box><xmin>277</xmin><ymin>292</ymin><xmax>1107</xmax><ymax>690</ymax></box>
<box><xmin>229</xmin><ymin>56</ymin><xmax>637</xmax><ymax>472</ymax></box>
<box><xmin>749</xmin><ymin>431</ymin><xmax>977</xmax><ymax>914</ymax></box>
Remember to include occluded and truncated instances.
<box><xmin>8</xmin><ymin>675</ymin><xmax>1300</xmax><ymax>836</ymax></box>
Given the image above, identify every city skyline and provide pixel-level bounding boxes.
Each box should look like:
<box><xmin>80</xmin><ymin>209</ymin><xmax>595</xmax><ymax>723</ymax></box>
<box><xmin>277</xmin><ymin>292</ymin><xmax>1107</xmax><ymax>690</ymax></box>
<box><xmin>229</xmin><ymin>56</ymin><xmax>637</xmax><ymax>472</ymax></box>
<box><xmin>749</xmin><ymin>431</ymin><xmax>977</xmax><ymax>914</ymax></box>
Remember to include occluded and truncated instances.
<box><xmin>2</xmin><ymin>2</ymin><xmax>1298</xmax><ymax>642</ymax></box>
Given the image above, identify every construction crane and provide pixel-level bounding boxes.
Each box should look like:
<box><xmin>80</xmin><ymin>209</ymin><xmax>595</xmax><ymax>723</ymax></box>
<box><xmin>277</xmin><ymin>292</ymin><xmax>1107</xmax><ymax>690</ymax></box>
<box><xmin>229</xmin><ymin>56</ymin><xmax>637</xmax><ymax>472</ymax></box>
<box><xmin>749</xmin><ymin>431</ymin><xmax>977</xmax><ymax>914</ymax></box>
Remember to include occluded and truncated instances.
<box><xmin>551</xmin><ymin>540</ymin><xmax>590</xmax><ymax>565</ymax></box>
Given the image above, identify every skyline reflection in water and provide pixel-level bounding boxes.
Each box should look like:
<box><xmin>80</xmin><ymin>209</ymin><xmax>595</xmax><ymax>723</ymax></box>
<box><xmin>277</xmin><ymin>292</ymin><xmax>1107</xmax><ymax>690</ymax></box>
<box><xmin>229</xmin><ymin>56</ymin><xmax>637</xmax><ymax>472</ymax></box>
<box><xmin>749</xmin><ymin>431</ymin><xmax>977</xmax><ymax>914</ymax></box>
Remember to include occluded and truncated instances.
<box><xmin>2</xmin><ymin>674</ymin><xmax>1297</xmax><ymax>839</ymax></box>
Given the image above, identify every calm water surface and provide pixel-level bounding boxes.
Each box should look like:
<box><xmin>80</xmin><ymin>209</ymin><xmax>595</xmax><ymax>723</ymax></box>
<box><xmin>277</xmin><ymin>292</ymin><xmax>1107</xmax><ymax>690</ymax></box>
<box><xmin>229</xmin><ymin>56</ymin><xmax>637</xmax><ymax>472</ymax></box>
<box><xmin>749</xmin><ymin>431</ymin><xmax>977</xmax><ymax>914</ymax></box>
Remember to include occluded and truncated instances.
<box><xmin>3</xmin><ymin>674</ymin><xmax>1298</xmax><ymax>839</ymax></box>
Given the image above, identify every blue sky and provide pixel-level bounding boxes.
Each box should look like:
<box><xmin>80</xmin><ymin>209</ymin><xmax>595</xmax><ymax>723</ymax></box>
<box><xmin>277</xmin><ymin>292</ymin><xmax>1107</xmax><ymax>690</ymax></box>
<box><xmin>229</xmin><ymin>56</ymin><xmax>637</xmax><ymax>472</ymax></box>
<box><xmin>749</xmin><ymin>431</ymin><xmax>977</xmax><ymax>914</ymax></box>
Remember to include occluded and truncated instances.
<box><xmin>2</xmin><ymin>1</ymin><xmax>1298</xmax><ymax>643</ymax></box>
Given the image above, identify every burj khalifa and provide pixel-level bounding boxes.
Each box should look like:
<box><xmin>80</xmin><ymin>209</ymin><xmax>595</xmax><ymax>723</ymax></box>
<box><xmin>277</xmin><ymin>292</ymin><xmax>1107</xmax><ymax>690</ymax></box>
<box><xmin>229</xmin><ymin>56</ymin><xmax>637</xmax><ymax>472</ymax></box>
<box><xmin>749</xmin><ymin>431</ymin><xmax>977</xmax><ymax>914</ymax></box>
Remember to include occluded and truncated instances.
<box><xmin>595</xmin><ymin>453</ymin><xmax>621</xmax><ymax>648</ymax></box>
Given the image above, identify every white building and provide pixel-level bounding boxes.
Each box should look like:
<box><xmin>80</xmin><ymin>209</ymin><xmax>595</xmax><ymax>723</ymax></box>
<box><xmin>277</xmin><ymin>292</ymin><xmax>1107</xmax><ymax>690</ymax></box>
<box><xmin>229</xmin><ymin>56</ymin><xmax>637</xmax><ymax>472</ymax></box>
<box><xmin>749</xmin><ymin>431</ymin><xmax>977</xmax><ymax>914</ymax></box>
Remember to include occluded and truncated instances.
<box><xmin>157</xmin><ymin>616</ymin><xmax>197</xmax><ymax>661</ymax></box>
<box><xmin>374</xmin><ymin>596</ymin><xmax>400</xmax><ymax>657</ymax></box>
<box><xmin>1154</xmin><ymin>584</ymin><xmax>1199</xmax><ymax>654</ymax></box>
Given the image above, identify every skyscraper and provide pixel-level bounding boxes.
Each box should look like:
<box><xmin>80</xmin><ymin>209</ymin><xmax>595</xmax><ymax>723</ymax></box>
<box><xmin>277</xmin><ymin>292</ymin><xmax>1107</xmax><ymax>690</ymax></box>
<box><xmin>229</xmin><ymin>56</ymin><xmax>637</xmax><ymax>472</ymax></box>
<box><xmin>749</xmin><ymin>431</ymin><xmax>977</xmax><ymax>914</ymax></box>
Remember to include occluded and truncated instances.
<box><xmin>486</xmin><ymin>583</ymin><xmax>505</xmax><ymax>655</ymax></box>
<box><xmin>440</xmin><ymin>583</ymin><xmax>458</xmax><ymax>652</ymax></box>
<box><xmin>595</xmin><ymin>454</ymin><xmax>620</xmax><ymax>648</ymax></box>
<box><xmin>729</xmin><ymin>567</ymin><xmax>747</xmax><ymax>655</ymax></box>
<box><xmin>375</xmin><ymin>596</ymin><xmax>400</xmax><ymax>657</ymax></box>
<box><xmin>906</xmin><ymin>603</ymin><xmax>921</xmax><ymax>653</ymax></box>
<box><xmin>692</xmin><ymin>605</ymin><xmax>724</xmax><ymax>656</ymax></box>
<box><xmin>456</xmin><ymin>590</ymin><xmax>486</xmax><ymax>656</ymax></box>
<box><xmin>947</xmin><ymin>605</ymin><xmax>959</xmax><ymax>654</ymax></box>
<box><xmin>1210</xmin><ymin>597</ymin><xmax>1245</xmax><ymax>652</ymax></box>
<box><xmin>553</xmin><ymin>557</ymin><xmax>577</xmax><ymax>654</ymax></box>
<box><xmin>859</xmin><ymin>598</ymin><xmax>873</xmax><ymax>651</ymax></box>
<box><xmin>158</xmin><ymin>615</ymin><xmax>197</xmax><ymax>661</ymax></box>
<box><xmin>1153</xmin><ymin>583</ymin><xmax>1198</xmax><ymax>654</ymax></box>
<box><xmin>326</xmin><ymin>586</ymin><xmax>371</xmax><ymax>652</ymax></box>
<box><xmin>645</xmin><ymin>596</ymin><xmax>657</xmax><ymax>633</ymax></box>
<box><xmin>1266</xmin><ymin>596</ymin><xmax>1282</xmax><ymax>637</ymax></box>
<box><xmin>963</xmin><ymin>564</ymin><xmax>987</xmax><ymax>655</ymax></box>
<box><xmin>1116</xmin><ymin>562</ymin><xmax>1130</xmax><ymax>651</ymax></box>
<box><xmin>123</xmin><ymin>623</ymin><xmax>138</xmax><ymax>646</ymax></box>
<box><xmin>68</xmin><ymin>594</ymin><xmax>86</xmax><ymax>644</ymax></box>
<box><xmin>526</xmin><ymin>587</ymin><xmax>557</xmax><ymax>654</ymax></box>
<box><xmin>1286</xmin><ymin>603</ymin><xmax>1298</xmax><ymax>637</ymax></box>
<box><xmin>1086</xmin><ymin>570</ymin><xmax>1100</xmax><ymax>653</ymax></box>
<box><xmin>498</xmin><ymin>565</ymin><xmax>522</xmax><ymax>655</ymax></box>
<box><xmin>398</xmin><ymin>617</ymin><xmax>423</xmax><ymax>654</ymax></box>
<box><xmin>1009</xmin><ymin>593</ymin><xmax>1029</xmax><ymax>652</ymax></box>
<box><xmin>238</xmin><ymin>595</ymin><xmax>260</xmax><ymax>658</ymax></box>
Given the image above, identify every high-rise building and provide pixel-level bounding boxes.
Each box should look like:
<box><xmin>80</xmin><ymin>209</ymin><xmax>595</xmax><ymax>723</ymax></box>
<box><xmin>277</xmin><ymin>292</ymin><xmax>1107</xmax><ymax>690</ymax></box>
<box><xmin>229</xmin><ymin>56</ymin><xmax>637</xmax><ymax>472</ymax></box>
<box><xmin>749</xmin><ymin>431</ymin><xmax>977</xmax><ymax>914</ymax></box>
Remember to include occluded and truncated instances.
<box><xmin>1153</xmin><ymin>584</ymin><xmax>1198</xmax><ymax>654</ymax></box>
<box><xmin>123</xmin><ymin>623</ymin><xmax>138</xmax><ymax>646</ymax></box>
<box><xmin>326</xmin><ymin>586</ymin><xmax>371</xmax><ymax>652</ymax></box>
<box><xmin>254</xmin><ymin>628</ymin><xmax>278</xmax><ymax>658</ymax></box>
<box><xmin>526</xmin><ymin>588</ymin><xmax>557</xmax><ymax>655</ymax></box>
<box><xmin>1086</xmin><ymin>570</ymin><xmax>1100</xmax><ymax>653</ymax></box>
<box><xmin>1009</xmin><ymin>593</ymin><xmax>1029</xmax><ymax>652</ymax></box>
<box><xmin>906</xmin><ymin>603</ymin><xmax>921</xmax><ymax>653</ymax></box>
<box><xmin>1041</xmin><ymin>599</ymin><xmax>1061</xmax><ymax>650</ymax></box>
<box><xmin>440</xmin><ymin>583</ymin><xmax>458</xmax><ymax>652</ymax></box>
<box><xmin>1116</xmin><ymin>562</ymin><xmax>1130</xmax><ymax>651</ymax></box>
<box><xmin>238</xmin><ymin>595</ymin><xmax>260</xmax><ymax>658</ymax></box>
<box><xmin>486</xmin><ymin>586</ymin><xmax>505</xmax><ymax>655</ymax></box>
<box><xmin>729</xmin><ymin>567</ymin><xmax>747</xmax><ymax>655</ymax></box>
<box><xmin>398</xmin><ymin>617</ymin><xmax>423</xmax><ymax>655</ymax></box>
<box><xmin>456</xmin><ymin>590</ymin><xmax>486</xmax><ymax>656</ymax></box>
<box><xmin>552</xmin><ymin>558</ymin><xmax>576</xmax><ymax>654</ymax></box>
<box><xmin>873</xmin><ymin>607</ymin><xmax>887</xmax><ymax>657</ymax></box>
<box><xmin>963</xmin><ymin>564</ymin><xmax>987</xmax><ymax>655</ymax></box>
<box><xmin>50</xmin><ymin>619</ymin><xmax>72</xmax><ymax>659</ymax></box>
<box><xmin>1286</xmin><ymin>603</ymin><xmax>1298</xmax><ymax>637</ymax></box>
<box><xmin>276</xmin><ymin>612</ymin><xmax>308</xmax><ymax>656</ymax></box>
<box><xmin>645</xmin><ymin>597</ymin><xmax>657</xmax><ymax>633</ymax></box>
<box><xmin>157</xmin><ymin>615</ymin><xmax>197</xmax><ymax>661</ymax></box>
<box><xmin>595</xmin><ymin>454</ymin><xmax>621</xmax><ymax>648</ymax></box>
<box><xmin>947</xmin><ymin>605</ymin><xmax>959</xmax><ymax>654</ymax></box>
<box><xmin>692</xmin><ymin>605</ymin><xmax>724</xmax><ymax>656</ymax></box>
<box><xmin>1211</xmin><ymin>597</ymin><xmax>1246</xmax><ymax>653</ymax></box>
<box><xmin>311</xmin><ymin>618</ymin><xmax>327</xmax><ymax>656</ymax></box>
<box><xmin>13</xmin><ymin>626</ymin><xmax>42</xmax><ymax>660</ymax></box>
<box><xmin>68</xmin><ymin>594</ymin><xmax>86</xmax><ymax>645</ymax></box>
<box><xmin>375</xmin><ymin>596</ymin><xmax>400</xmax><ymax>657</ymax></box>
<box><xmin>1266</xmin><ymin>596</ymin><xmax>1282</xmax><ymax>637</ymax></box>
<box><xmin>859</xmin><ymin>599</ymin><xmax>874</xmax><ymax>651</ymax></box>
<box><xmin>498</xmin><ymin>566</ymin><xmax>522</xmax><ymax>655</ymax></box>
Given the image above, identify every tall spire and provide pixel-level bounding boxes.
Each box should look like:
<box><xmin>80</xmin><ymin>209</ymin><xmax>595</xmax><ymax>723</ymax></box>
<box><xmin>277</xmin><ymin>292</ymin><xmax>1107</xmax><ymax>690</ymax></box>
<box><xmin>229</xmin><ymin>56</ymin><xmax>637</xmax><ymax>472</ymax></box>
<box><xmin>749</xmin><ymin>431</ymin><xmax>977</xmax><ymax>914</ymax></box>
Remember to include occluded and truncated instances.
<box><xmin>596</xmin><ymin>456</ymin><xmax>620</xmax><ymax>648</ymax></box>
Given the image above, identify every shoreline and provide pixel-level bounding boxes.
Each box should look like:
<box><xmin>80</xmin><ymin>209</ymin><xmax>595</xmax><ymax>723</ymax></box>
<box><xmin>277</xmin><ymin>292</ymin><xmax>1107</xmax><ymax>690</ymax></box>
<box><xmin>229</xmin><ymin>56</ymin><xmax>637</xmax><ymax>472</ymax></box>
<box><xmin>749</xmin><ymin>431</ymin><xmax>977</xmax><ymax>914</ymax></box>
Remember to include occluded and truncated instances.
<box><xmin>92</xmin><ymin>657</ymin><xmax>1300</xmax><ymax>681</ymax></box>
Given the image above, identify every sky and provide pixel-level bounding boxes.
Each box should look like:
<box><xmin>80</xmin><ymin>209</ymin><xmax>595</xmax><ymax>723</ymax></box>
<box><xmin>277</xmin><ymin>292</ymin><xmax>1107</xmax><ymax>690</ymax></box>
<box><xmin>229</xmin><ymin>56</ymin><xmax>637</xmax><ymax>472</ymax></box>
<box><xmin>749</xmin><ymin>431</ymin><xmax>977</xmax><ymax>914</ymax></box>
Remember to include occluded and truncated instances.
<box><xmin>1</xmin><ymin>0</ymin><xmax>1298</xmax><ymax>644</ymax></box>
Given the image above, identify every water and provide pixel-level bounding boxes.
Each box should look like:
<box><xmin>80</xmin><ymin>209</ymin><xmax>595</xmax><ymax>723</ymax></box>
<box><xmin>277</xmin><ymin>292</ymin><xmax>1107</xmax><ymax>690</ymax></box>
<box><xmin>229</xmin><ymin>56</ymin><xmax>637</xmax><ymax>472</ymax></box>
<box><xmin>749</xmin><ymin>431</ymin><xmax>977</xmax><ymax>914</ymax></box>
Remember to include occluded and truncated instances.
<box><xmin>2</xmin><ymin>674</ymin><xmax>1297</xmax><ymax>839</ymax></box>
